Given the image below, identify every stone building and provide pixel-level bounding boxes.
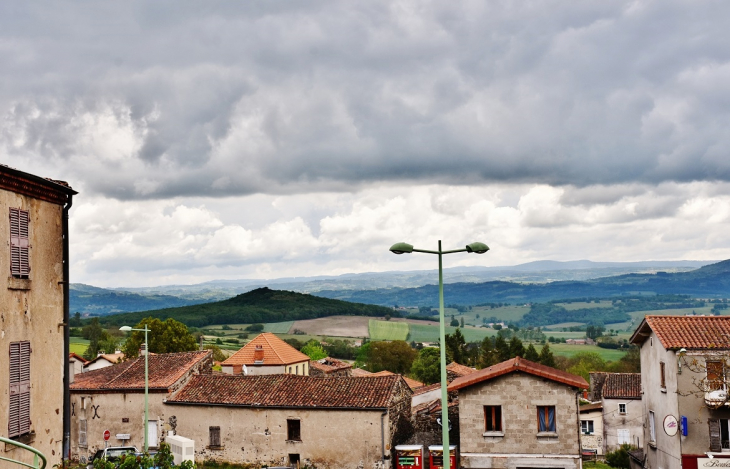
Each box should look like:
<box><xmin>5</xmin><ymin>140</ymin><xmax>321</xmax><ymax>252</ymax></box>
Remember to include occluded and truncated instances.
<box><xmin>579</xmin><ymin>402</ymin><xmax>604</xmax><ymax>456</ymax></box>
<box><xmin>69</xmin><ymin>350</ymin><xmax>212</xmax><ymax>463</ymax></box>
<box><xmin>630</xmin><ymin>315</ymin><xmax>730</xmax><ymax>468</ymax></box>
<box><xmin>309</xmin><ymin>357</ymin><xmax>353</xmax><ymax>377</ymax></box>
<box><xmin>447</xmin><ymin>357</ymin><xmax>588</xmax><ymax>469</ymax></box>
<box><xmin>588</xmin><ymin>372</ymin><xmax>643</xmax><ymax>452</ymax></box>
<box><xmin>0</xmin><ymin>165</ymin><xmax>76</xmax><ymax>467</ymax></box>
<box><xmin>221</xmin><ymin>332</ymin><xmax>310</xmax><ymax>375</ymax></box>
<box><xmin>165</xmin><ymin>373</ymin><xmax>413</xmax><ymax>469</ymax></box>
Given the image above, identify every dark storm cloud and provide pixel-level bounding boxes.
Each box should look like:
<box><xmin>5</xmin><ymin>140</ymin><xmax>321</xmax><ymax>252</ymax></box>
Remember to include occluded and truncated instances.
<box><xmin>2</xmin><ymin>0</ymin><xmax>730</xmax><ymax>199</ymax></box>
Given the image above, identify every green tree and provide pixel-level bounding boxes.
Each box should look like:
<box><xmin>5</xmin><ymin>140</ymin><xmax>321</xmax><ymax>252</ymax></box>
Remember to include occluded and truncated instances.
<box><xmin>605</xmin><ymin>443</ymin><xmax>633</xmax><ymax>468</ymax></box>
<box><xmin>411</xmin><ymin>347</ymin><xmax>441</xmax><ymax>384</ymax></box>
<box><xmin>205</xmin><ymin>345</ymin><xmax>227</xmax><ymax>362</ymax></box>
<box><xmin>524</xmin><ymin>343</ymin><xmax>539</xmax><ymax>362</ymax></box>
<box><xmin>495</xmin><ymin>336</ymin><xmax>510</xmax><ymax>362</ymax></box>
<box><xmin>538</xmin><ymin>342</ymin><xmax>556</xmax><ymax>368</ymax></box>
<box><xmin>566</xmin><ymin>352</ymin><xmax>607</xmax><ymax>381</ymax></box>
<box><xmin>70</xmin><ymin>312</ymin><xmax>82</xmax><ymax>327</ymax></box>
<box><xmin>445</xmin><ymin>328</ymin><xmax>467</xmax><ymax>364</ymax></box>
<box><xmin>460</xmin><ymin>316</ymin><xmax>465</xmax><ymax>328</ymax></box>
<box><xmin>121</xmin><ymin>317</ymin><xmax>197</xmax><ymax>358</ymax></box>
<box><xmin>301</xmin><ymin>340</ymin><xmax>328</xmax><ymax>360</ymax></box>
<box><xmin>354</xmin><ymin>342</ymin><xmax>372</xmax><ymax>369</ymax></box>
<box><xmin>450</xmin><ymin>318</ymin><xmax>459</xmax><ymax>327</ymax></box>
<box><xmin>478</xmin><ymin>336</ymin><xmax>499</xmax><ymax>369</ymax></box>
<box><xmin>367</xmin><ymin>341</ymin><xmax>417</xmax><ymax>374</ymax></box>
<box><xmin>508</xmin><ymin>336</ymin><xmax>525</xmax><ymax>358</ymax></box>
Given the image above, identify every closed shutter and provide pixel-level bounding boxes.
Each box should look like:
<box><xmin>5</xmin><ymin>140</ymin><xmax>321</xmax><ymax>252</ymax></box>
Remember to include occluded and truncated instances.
<box><xmin>9</xmin><ymin>341</ymin><xmax>31</xmax><ymax>438</ymax></box>
<box><xmin>709</xmin><ymin>419</ymin><xmax>722</xmax><ymax>452</ymax></box>
<box><xmin>10</xmin><ymin>208</ymin><xmax>30</xmax><ymax>277</ymax></box>
<box><xmin>79</xmin><ymin>420</ymin><xmax>87</xmax><ymax>447</ymax></box>
<box><xmin>209</xmin><ymin>426</ymin><xmax>220</xmax><ymax>447</ymax></box>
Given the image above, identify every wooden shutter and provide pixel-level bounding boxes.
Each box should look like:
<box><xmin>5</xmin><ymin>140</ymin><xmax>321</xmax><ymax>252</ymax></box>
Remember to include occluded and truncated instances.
<box><xmin>709</xmin><ymin>419</ymin><xmax>722</xmax><ymax>452</ymax></box>
<box><xmin>9</xmin><ymin>341</ymin><xmax>31</xmax><ymax>438</ymax></box>
<box><xmin>708</xmin><ymin>361</ymin><xmax>724</xmax><ymax>391</ymax></box>
<box><xmin>10</xmin><ymin>208</ymin><xmax>30</xmax><ymax>277</ymax></box>
<box><xmin>209</xmin><ymin>426</ymin><xmax>220</xmax><ymax>447</ymax></box>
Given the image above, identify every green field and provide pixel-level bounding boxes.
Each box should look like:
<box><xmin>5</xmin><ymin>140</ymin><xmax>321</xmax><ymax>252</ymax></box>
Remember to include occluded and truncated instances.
<box><xmin>70</xmin><ymin>337</ymin><xmax>89</xmax><ymax>355</ymax></box>
<box><xmin>369</xmin><ymin>320</ymin><xmax>409</xmax><ymax>340</ymax></box>
<box><xmin>264</xmin><ymin>321</ymin><xmax>295</xmax><ymax>333</ymax></box>
<box><xmin>548</xmin><ymin>343</ymin><xmax>627</xmax><ymax>361</ymax></box>
<box><xmin>406</xmin><ymin>323</ymin><xmax>496</xmax><ymax>343</ymax></box>
<box><xmin>557</xmin><ymin>300</ymin><xmax>613</xmax><ymax>311</ymax></box>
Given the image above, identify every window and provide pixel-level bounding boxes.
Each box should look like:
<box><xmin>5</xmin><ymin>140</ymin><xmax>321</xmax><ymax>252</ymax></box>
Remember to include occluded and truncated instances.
<box><xmin>581</xmin><ymin>420</ymin><xmax>594</xmax><ymax>435</ymax></box>
<box><xmin>617</xmin><ymin>429</ymin><xmax>630</xmax><ymax>445</ymax></box>
<box><xmin>708</xmin><ymin>419</ymin><xmax>730</xmax><ymax>452</ymax></box>
<box><xmin>287</xmin><ymin>419</ymin><xmax>301</xmax><ymax>441</ymax></box>
<box><xmin>9</xmin><ymin>208</ymin><xmax>30</xmax><ymax>278</ymax></box>
<box><xmin>9</xmin><ymin>341</ymin><xmax>31</xmax><ymax>439</ymax></box>
<box><xmin>649</xmin><ymin>411</ymin><xmax>656</xmax><ymax>443</ymax></box>
<box><xmin>484</xmin><ymin>406</ymin><xmax>502</xmax><ymax>432</ymax></box>
<box><xmin>209</xmin><ymin>426</ymin><xmax>221</xmax><ymax>448</ymax></box>
<box><xmin>295</xmin><ymin>365</ymin><xmax>298</xmax><ymax>375</ymax></box>
<box><xmin>537</xmin><ymin>406</ymin><xmax>556</xmax><ymax>433</ymax></box>
<box><xmin>660</xmin><ymin>362</ymin><xmax>666</xmax><ymax>388</ymax></box>
<box><xmin>708</xmin><ymin>361</ymin><xmax>725</xmax><ymax>391</ymax></box>
<box><xmin>79</xmin><ymin>420</ymin><xmax>87</xmax><ymax>448</ymax></box>
<box><xmin>619</xmin><ymin>403</ymin><xmax>627</xmax><ymax>415</ymax></box>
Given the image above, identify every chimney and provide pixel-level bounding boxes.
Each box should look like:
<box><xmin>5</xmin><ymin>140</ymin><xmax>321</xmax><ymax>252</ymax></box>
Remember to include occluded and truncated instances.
<box><xmin>583</xmin><ymin>390</ymin><xmax>588</xmax><ymax>400</ymax></box>
<box><xmin>254</xmin><ymin>345</ymin><xmax>264</xmax><ymax>364</ymax></box>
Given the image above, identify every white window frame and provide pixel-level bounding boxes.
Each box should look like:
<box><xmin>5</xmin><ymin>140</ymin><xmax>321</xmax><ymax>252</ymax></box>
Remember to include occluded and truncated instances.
<box><xmin>581</xmin><ymin>420</ymin><xmax>594</xmax><ymax>435</ymax></box>
<box><xmin>649</xmin><ymin>411</ymin><xmax>656</xmax><ymax>443</ymax></box>
<box><xmin>619</xmin><ymin>403</ymin><xmax>627</xmax><ymax>415</ymax></box>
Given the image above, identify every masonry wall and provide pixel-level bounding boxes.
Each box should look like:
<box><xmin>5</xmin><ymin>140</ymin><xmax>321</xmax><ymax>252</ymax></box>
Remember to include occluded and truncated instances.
<box><xmin>0</xmin><ymin>189</ymin><xmax>65</xmax><ymax>466</ymax></box>
<box><xmin>580</xmin><ymin>408</ymin><xmax>604</xmax><ymax>455</ymax></box>
<box><xmin>457</xmin><ymin>373</ymin><xmax>581</xmax><ymax>469</ymax></box>
<box><xmin>167</xmin><ymin>404</ymin><xmax>391</xmax><ymax>469</ymax></box>
<box><xmin>603</xmin><ymin>397</ymin><xmax>643</xmax><ymax>452</ymax></box>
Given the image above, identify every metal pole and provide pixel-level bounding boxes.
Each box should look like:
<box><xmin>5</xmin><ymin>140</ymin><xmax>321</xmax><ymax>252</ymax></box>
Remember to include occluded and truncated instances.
<box><xmin>144</xmin><ymin>326</ymin><xmax>149</xmax><ymax>453</ymax></box>
<box><xmin>437</xmin><ymin>240</ymin><xmax>450</xmax><ymax>469</ymax></box>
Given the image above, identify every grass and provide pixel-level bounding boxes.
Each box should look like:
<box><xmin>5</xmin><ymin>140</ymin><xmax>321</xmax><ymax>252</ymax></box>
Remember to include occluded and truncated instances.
<box><xmin>406</xmin><ymin>323</ymin><xmax>496</xmax><ymax>343</ymax></box>
<box><xmin>264</xmin><ymin>321</ymin><xmax>295</xmax><ymax>333</ymax></box>
<box><xmin>369</xmin><ymin>319</ymin><xmax>409</xmax><ymax>340</ymax></box>
<box><xmin>549</xmin><ymin>343</ymin><xmax>627</xmax><ymax>361</ymax></box>
<box><xmin>70</xmin><ymin>337</ymin><xmax>89</xmax><ymax>355</ymax></box>
<box><xmin>583</xmin><ymin>462</ymin><xmax>612</xmax><ymax>469</ymax></box>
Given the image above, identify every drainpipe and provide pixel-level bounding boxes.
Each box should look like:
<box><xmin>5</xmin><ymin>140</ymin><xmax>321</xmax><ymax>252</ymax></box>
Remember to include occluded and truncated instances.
<box><xmin>62</xmin><ymin>194</ymin><xmax>73</xmax><ymax>464</ymax></box>
<box><xmin>381</xmin><ymin>410</ymin><xmax>388</xmax><ymax>465</ymax></box>
<box><xmin>576</xmin><ymin>391</ymin><xmax>582</xmax><ymax>456</ymax></box>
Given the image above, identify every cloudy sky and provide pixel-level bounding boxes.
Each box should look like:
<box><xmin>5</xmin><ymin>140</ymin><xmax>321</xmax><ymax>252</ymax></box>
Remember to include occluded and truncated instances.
<box><xmin>3</xmin><ymin>1</ymin><xmax>730</xmax><ymax>287</ymax></box>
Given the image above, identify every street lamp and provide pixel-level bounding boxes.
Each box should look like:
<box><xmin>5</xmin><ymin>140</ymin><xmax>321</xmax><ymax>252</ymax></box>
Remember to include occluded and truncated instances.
<box><xmin>390</xmin><ymin>240</ymin><xmax>489</xmax><ymax>469</ymax></box>
<box><xmin>119</xmin><ymin>325</ymin><xmax>150</xmax><ymax>452</ymax></box>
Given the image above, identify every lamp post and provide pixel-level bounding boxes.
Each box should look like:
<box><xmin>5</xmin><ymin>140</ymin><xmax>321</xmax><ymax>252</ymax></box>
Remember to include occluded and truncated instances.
<box><xmin>389</xmin><ymin>240</ymin><xmax>489</xmax><ymax>469</ymax></box>
<box><xmin>119</xmin><ymin>325</ymin><xmax>150</xmax><ymax>452</ymax></box>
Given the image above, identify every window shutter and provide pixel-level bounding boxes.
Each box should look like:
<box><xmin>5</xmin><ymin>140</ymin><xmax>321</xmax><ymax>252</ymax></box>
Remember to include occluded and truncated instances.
<box><xmin>8</xmin><ymin>341</ymin><xmax>31</xmax><ymax>438</ymax></box>
<box><xmin>709</xmin><ymin>419</ymin><xmax>722</xmax><ymax>452</ymax></box>
<box><xmin>10</xmin><ymin>208</ymin><xmax>30</xmax><ymax>277</ymax></box>
<box><xmin>79</xmin><ymin>420</ymin><xmax>87</xmax><ymax>447</ymax></box>
<box><xmin>209</xmin><ymin>426</ymin><xmax>220</xmax><ymax>447</ymax></box>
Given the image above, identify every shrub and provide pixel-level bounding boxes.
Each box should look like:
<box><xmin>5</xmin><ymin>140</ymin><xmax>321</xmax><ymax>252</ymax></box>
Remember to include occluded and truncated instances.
<box><xmin>605</xmin><ymin>443</ymin><xmax>633</xmax><ymax>468</ymax></box>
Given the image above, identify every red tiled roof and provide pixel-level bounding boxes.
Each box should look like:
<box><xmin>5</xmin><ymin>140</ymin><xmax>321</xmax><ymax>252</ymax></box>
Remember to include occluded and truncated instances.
<box><xmin>222</xmin><ymin>333</ymin><xmax>310</xmax><ymax>366</ymax></box>
<box><xmin>310</xmin><ymin>357</ymin><xmax>353</xmax><ymax>373</ymax></box>
<box><xmin>413</xmin><ymin>382</ymin><xmax>440</xmax><ymax>396</ymax></box>
<box><xmin>351</xmin><ymin>368</ymin><xmax>372</xmax><ymax>377</ymax></box>
<box><xmin>167</xmin><ymin>374</ymin><xmax>405</xmax><ymax>409</ymax></box>
<box><xmin>71</xmin><ymin>351</ymin><xmax>211</xmax><ymax>392</ymax></box>
<box><xmin>631</xmin><ymin>315</ymin><xmax>730</xmax><ymax>350</ymax></box>
<box><xmin>580</xmin><ymin>402</ymin><xmax>603</xmax><ymax>413</ymax></box>
<box><xmin>446</xmin><ymin>362</ymin><xmax>477</xmax><ymax>377</ymax></box>
<box><xmin>603</xmin><ymin>373</ymin><xmax>641</xmax><ymax>399</ymax></box>
<box><xmin>69</xmin><ymin>353</ymin><xmax>89</xmax><ymax>365</ymax></box>
<box><xmin>369</xmin><ymin>370</ymin><xmax>424</xmax><ymax>390</ymax></box>
<box><xmin>447</xmin><ymin>357</ymin><xmax>588</xmax><ymax>392</ymax></box>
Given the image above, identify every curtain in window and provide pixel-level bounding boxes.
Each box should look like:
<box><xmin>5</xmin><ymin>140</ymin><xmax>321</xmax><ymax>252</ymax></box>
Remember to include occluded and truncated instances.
<box><xmin>538</xmin><ymin>406</ymin><xmax>556</xmax><ymax>432</ymax></box>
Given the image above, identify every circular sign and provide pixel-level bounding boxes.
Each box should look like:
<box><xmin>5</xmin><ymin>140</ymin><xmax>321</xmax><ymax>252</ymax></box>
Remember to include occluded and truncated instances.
<box><xmin>103</xmin><ymin>430</ymin><xmax>111</xmax><ymax>441</ymax></box>
<box><xmin>664</xmin><ymin>415</ymin><xmax>679</xmax><ymax>436</ymax></box>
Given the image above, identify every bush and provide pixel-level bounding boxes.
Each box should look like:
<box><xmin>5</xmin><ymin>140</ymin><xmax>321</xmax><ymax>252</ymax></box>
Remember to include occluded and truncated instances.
<box><xmin>605</xmin><ymin>443</ymin><xmax>633</xmax><ymax>468</ymax></box>
<box><xmin>245</xmin><ymin>323</ymin><xmax>265</xmax><ymax>332</ymax></box>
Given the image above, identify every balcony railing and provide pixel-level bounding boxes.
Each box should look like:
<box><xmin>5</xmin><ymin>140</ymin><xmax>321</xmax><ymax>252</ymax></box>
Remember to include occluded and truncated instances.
<box><xmin>0</xmin><ymin>437</ymin><xmax>47</xmax><ymax>469</ymax></box>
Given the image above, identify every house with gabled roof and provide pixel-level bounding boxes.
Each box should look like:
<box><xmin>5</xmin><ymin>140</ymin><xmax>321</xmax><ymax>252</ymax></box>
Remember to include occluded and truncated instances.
<box><xmin>221</xmin><ymin>332</ymin><xmax>310</xmax><ymax>375</ymax></box>
<box><xmin>447</xmin><ymin>357</ymin><xmax>588</xmax><ymax>469</ymax></box>
<box><xmin>165</xmin><ymin>373</ymin><xmax>413</xmax><ymax>468</ymax></box>
<box><xmin>69</xmin><ymin>350</ymin><xmax>212</xmax><ymax>462</ymax></box>
<box><xmin>588</xmin><ymin>372</ymin><xmax>643</xmax><ymax>453</ymax></box>
<box><xmin>310</xmin><ymin>357</ymin><xmax>352</xmax><ymax>377</ymax></box>
<box><xmin>370</xmin><ymin>370</ymin><xmax>424</xmax><ymax>390</ymax></box>
<box><xmin>83</xmin><ymin>352</ymin><xmax>125</xmax><ymax>372</ymax></box>
<box><xmin>630</xmin><ymin>315</ymin><xmax>730</xmax><ymax>468</ymax></box>
<box><xmin>446</xmin><ymin>362</ymin><xmax>477</xmax><ymax>383</ymax></box>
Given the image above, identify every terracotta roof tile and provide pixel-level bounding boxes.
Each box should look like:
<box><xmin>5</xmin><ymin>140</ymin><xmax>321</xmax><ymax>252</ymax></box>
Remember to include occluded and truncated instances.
<box><xmin>310</xmin><ymin>357</ymin><xmax>353</xmax><ymax>373</ymax></box>
<box><xmin>447</xmin><ymin>357</ymin><xmax>588</xmax><ymax>392</ymax></box>
<box><xmin>351</xmin><ymin>368</ymin><xmax>373</xmax><ymax>377</ymax></box>
<box><xmin>446</xmin><ymin>362</ymin><xmax>477</xmax><ymax>377</ymax></box>
<box><xmin>603</xmin><ymin>373</ymin><xmax>641</xmax><ymax>399</ymax></box>
<box><xmin>369</xmin><ymin>370</ymin><xmax>423</xmax><ymax>390</ymax></box>
<box><xmin>631</xmin><ymin>315</ymin><xmax>730</xmax><ymax>350</ymax></box>
<box><xmin>167</xmin><ymin>374</ymin><xmax>405</xmax><ymax>409</ymax></box>
<box><xmin>71</xmin><ymin>351</ymin><xmax>211</xmax><ymax>392</ymax></box>
<box><xmin>69</xmin><ymin>353</ymin><xmax>89</xmax><ymax>365</ymax></box>
<box><xmin>222</xmin><ymin>333</ymin><xmax>310</xmax><ymax>366</ymax></box>
<box><xmin>413</xmin><ymin>382</ymin><xmax>441</xmax><ymax>396</ymax></box>
<box><xmin>580</xmin><ymin>403</ymin><xmax>603</xmax><ymax>412</ymax></box>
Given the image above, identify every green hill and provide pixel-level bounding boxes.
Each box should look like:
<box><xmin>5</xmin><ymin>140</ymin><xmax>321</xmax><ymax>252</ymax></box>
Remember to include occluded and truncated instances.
<box><xmin>94</xmin><ymin>287</ymin><xmax>395</xmax><ymax>328</ymax></box>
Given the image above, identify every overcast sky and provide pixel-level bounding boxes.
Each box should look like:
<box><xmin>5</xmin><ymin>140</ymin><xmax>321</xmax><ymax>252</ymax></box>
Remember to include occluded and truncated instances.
<box><xmin>3</xmin><ymin>1</ymin><xmax>730</xmax><ymax>287</ymax></box>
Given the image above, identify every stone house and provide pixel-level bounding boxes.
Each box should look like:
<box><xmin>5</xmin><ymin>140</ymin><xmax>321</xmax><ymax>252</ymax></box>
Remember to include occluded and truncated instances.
<box><xmin>579</xmin><ymin>402</ymin><xmax>604</xmax><ymax>456</ymax></box>
<box><xmin>630</xmin><ymin>315</ymin><xmax>730</xmax><ymax>468</ymax></box>
<box><xmin>69</xmin><ymin>350</ymin><xmax>212</xmax><ymax>463</ymax></box>
<box><xmin>447</xmin><ymin>357</ymin><xmax>588</xmax><ymax>469</ymax></box>
<box><xmin>221</xmin><ymin>332</ymin><xmax>310</xmax><ymax>375</ymax></box>
<box><xmin>83</xmin><ymin>352</ymin><xmax>125</xmax><ymax>372</ymax></box>
<box><xmin>0</xmin><ymin>165</ymin><xmax>76</xmax><ymax>467</ymax></box>
<box><xmin>588</xmin><ymin>372</ymin><xmax>643</xmax><ymax>452</ymax></box>
<box><xmin>310</xmin><ymin>357</ymin><xmax>353</xmax><ymax>377</ymax></box>
<box><xmin>165</xmin><ymin>373</ymin><xmax>413</xmax><ymax>469</ymax></box>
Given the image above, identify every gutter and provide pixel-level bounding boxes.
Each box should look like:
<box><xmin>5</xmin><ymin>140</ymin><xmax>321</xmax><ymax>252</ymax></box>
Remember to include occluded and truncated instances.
<box><xmin>62</xmin><ymin>193</ymin><xmax>73</xmax><ymax>464</ymax></box>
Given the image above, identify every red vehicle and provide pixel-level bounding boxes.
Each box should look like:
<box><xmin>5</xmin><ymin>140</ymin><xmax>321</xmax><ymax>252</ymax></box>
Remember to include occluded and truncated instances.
<box><xmin>395</xmin><ymin>445</ymin><xmax>424</xmax><ymax>469</ymax></box>
<box><xmin>428</xmin><ymin>445</ymin><xmax>457</xmax><ymax>469</ymax></box>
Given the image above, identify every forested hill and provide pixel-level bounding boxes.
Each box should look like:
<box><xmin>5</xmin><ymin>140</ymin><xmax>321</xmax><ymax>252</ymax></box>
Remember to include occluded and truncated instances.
<box><xmin>94</xmin><ymin>287</ymin><xmax>395</xmax><ymax>327</ymax></box>
<box><xmin>315</xmin><ymin>259</ymin><xmax>730</xmax><ymax>307</ymax></box>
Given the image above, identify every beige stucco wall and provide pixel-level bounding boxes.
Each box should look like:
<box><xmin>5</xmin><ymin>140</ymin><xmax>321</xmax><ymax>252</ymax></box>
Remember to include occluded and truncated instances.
<box><xmin>603</xmin><ymin>397</ymin><xmax>643</xmax><ymax>452</ymax></box>
<box><xmin>223</xmin><ymin>360</ymin><xmax>309</xmax><ymax>376</ymax></box>
<box><xmin>580</xmin><ymin>408</ymin><xmax>604</xmax><ymax>455</ymax></box>
<box><xmin>166</xmin><ymin>404</ymin><xmax>391</xmax><ymax>469</ymax></box>
<box><xmin>457</xmin><ymin>373</ymin><xmax>581</xmax><ymax>469</ymax></box>
<box><xmin>0</xmin><ymin>189</ymin><xmax>65</xmax><ymax>466</ymax></box>
<box><xmin>70</xmin><ymin>392</ymin><xmax>169</xmax><ymax>462</ymax></box>
<box><xmin>639</xmin><ymin>329</ymin><xmax>681</xmax><ymax>469</ymax></box>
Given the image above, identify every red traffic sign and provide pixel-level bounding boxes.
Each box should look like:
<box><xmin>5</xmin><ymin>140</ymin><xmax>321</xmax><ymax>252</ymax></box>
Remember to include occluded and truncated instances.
<box><xmin>103</xmin><ymin>430</ymin><xmax>111</xmax><ymax>441</ymax></box>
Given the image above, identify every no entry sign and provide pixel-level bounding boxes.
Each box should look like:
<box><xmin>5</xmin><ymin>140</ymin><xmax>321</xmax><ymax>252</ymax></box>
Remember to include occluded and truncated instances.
<box><xmin>103</xmin><ymin>430</ymin><xmax>111</xmax><ymax>441</ymax></box>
